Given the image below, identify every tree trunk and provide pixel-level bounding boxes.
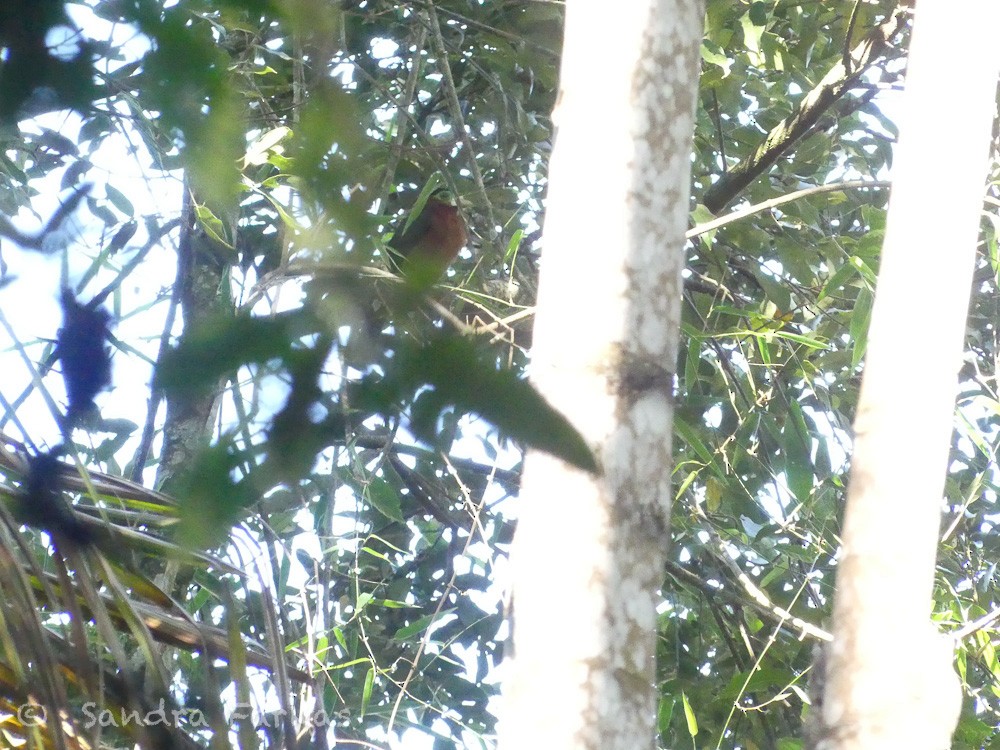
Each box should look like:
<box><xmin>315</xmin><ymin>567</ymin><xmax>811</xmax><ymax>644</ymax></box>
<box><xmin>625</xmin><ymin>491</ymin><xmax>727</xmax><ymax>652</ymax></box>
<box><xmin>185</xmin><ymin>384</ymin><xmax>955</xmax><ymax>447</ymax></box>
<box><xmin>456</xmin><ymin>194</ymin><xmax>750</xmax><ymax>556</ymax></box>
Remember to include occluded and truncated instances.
<box><xmin>811</xmin><ymin>3</ymin><xmax>1000</xmax><ymax>748</ymax></box>
<box><xmin>501</xmin><ymin>2</ymin><xmax>704</xmax><ymax>748</ymax></box>
<box><xmin>156</xmin><ymin>185</ymin><xmax>232</xmax><ymax>496</ymax></box>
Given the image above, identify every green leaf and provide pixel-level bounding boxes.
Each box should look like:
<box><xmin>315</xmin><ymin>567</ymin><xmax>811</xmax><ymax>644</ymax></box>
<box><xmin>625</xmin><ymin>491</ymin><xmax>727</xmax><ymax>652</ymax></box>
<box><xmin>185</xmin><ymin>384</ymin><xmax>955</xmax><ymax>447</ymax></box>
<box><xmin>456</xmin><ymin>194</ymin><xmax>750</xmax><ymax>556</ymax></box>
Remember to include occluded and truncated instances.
<box><xmin>360</xmin><ymin>666</ymin><xmax>374</xmax><ymax>718</ymax></box>
<box><xmin>393</xmin><ymin>609</ymin><xmax>456</xmax><ymax>641</ymax></box>
<box><xmin>105</xmin><ymin>184</ymin><xmax>134</xmax><ymax>217</ymax></box>
<box><xmin>366</xmin><ymin>477</ymin><xmax>404</xmax><ymax>522</ymax></box>
<box><xmin>818</xmin><ymin>258</ymin><xmax>861</xmax><ymax>302</ymax></box>
<box><xmin>243</xmin><ymin>126</ymin><xmax>291</xmax><ymax>167</ymax></box>
<box><xmin>752</xmin><ymin>268</ymin><xmax>791</xmax><ymax>312</ymax></box>
<box><xmin>681</xmin><ymin>691</ymin><xmax>699</xmax><ymax>737</ymax></box>
<box><xmin>700</xmin><ymin>41</ymin><xmax>732</xmax><ymax>78</ymax></box>
<box><xmin>504</xmin><ymin>228</ymin><xmax>524</xmax><ymax>264</ymax></box>
<box><xmin>657</xmin><ymin>696</ymin><xmax>675</xmax><ymax>735</ymax></box>
<box><xmin>850</xmin><ymin>287</ymin><xmax>873</xmax><ymax>368</ymax></box>
<box><xmin>173</xmin><ymin>438</ymin><xmax>256</xmax><ymax>549</ymax></box>
<box><xmin>193</xmin><ymin>203</ymin><xmax>233</xmax><ymax>248</ymax></box>
<box><xmin>673</xmin><ymin>415</ymin><xmax>719</xmax><ymax>472</ymax></box>
<box><xmin>387</xmin><ymin>334</ymin><xmax>597</xmax><ymax>473</ymax></box>
<box><xmin>782</xmin><ymin>400</ymin><xmax>813</xmax><ymax>502</ymax></box>
<box><xmin>155</xmin><ymin>311</ymin><xmax>307</xmax><ymax>395</ymax></box>
<box><xmin>333</xmin><ymin>627</ymin><xmax>347</xmax><ymax>651</ymax></box>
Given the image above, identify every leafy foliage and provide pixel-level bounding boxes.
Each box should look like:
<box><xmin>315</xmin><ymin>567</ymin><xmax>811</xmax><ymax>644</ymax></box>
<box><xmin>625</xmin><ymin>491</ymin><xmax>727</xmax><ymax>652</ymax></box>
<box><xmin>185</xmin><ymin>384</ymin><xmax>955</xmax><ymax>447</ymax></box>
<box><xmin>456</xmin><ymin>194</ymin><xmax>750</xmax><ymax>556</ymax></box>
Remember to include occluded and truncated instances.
<box><xmin>2</xmin><ymin>1</ymin><xmax>1000</xmax><ymax>749</ymax></box>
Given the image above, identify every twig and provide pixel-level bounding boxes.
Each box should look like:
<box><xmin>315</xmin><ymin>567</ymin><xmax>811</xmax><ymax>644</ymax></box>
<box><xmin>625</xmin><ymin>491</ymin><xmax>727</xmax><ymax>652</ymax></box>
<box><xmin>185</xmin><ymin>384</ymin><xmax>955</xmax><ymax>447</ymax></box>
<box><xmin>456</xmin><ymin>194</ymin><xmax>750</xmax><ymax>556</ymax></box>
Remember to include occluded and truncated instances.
<box><xmin>952</xmin><ymin>605</ymin><xmax>1000</xmax><ymax>641</ymax></box>
<box><xmin>425</xmin><ymin>0</ymin><xmax>499</xmax><ymax>240</ymax></box>
<box><xmin>692</xmin><ymin>503</ymin><xmax>832</xmax><ymax>643</ymax></box>
<box><xmin>0</xmin><ymin>184</ymin><xmax>91</xmax><ymax>250</ymax></box>
<box><xmin>377</xmin><ymin>24</ymin><xmax>428</xmax><ymax>204</ymax></box>
<box><xmin>702</xmin><ymin>7</ymin><xmax>907</xmax><ymax>213</ymax></box>
<box><xmin>842</xmin><ymin>0</ymin><xmax>864</xmax><ymax>75</ymax></box>
<box><xmin>409</xmin><ymin>0</ymin><xmax>559</xmax><ymax>58</ymax></box>
<box><xmin>386</xmin><ymin>452</ymin><xmax>489</xmax><ymax>735</ymax></box>
<box><xmin>689</xmin><ymin>180</ymin><xmax>891</xmax><ymax>239</ymax></box>
<box><xmin>130</xmin><ymin>220</ymin><xmax>185</xmax><ymax>481</ymax></box>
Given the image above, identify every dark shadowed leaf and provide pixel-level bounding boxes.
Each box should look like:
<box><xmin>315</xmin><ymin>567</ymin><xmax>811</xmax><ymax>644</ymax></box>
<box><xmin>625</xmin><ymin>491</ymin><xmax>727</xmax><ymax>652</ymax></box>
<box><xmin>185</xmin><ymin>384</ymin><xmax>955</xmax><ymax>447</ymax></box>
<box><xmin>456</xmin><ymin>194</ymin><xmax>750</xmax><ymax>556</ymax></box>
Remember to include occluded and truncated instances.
<box><xmin>155</xmin><ymin>311</ymin><xmax>310</xmax><ymax>395</ymax></box>
<box><xmin>391</xmin><ymin>334</ymin><xmax>597</xmax><ymax>474</ymax></box>
<box><xmin>173</xmin><ymin>438</ymin><xmax>256</xmax><ymax>549</ymax></box>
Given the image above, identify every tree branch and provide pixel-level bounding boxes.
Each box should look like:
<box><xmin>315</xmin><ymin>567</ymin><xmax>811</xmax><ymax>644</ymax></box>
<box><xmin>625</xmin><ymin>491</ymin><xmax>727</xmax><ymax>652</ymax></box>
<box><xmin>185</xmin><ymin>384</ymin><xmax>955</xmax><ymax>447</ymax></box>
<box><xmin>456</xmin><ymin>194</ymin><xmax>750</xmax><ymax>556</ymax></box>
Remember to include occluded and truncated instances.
<box><xmin>702</xmin><ymin>7</ymin><xmax>907</xmax><ymax>214</ymax></box>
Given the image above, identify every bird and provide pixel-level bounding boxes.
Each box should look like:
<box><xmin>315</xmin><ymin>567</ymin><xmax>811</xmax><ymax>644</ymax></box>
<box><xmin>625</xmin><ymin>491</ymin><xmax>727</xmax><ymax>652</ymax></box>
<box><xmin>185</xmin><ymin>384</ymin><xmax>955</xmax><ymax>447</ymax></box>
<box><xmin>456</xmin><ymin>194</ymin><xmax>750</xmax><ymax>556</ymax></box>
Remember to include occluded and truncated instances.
<box><xmin>19</xmin><ymin>447</ymin><xmax>94</xmax><ymax>547</ymax></box>
<box><xmin>57</xmin><ymin>287</ymin><xmax>112</xmax><ymax>430</ymax></box>
<box><xmin>386</xmin><ymin>190</ymin><xmax>467</xmax><ymax>288</ymax></box>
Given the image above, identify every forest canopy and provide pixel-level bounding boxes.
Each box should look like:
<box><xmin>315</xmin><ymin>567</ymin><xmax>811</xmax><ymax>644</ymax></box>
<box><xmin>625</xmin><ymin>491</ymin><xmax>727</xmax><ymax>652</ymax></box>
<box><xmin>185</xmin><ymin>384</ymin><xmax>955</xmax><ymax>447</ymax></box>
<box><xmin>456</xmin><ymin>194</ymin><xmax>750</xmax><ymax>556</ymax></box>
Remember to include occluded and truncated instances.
<box><xmin>0</xmin><ymin>2</ymin><xmax>999</xmax><ymax>749</ymax></box>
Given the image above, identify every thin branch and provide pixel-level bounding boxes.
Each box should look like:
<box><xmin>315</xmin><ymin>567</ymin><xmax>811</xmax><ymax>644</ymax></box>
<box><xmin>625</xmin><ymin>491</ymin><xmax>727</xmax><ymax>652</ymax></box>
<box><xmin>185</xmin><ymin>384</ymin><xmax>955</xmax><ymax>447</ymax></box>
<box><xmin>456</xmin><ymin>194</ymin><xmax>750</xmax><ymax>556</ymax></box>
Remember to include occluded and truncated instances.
<box><xmin>842</xmin><ymin>0</ymin><xmax>864</xmax><ymax>75</ymax></box>
<box><xmin>703</xmin><ymin>7</ymin><xmax>907</xmax><ymax>213</ymax></box>
<box><xmin>130</xmin><ymin>221</ymin><xmax>185</xmax><ymax>481</ymax></box>
<box><xmin>425</xmin><ymin>0</ymin><xmax>499</xmax><ymax>240</ymax></box>
<box><xmin>952</xmin><ymin>605</ymin><xmax>1000</xmax><ymax>641</ymax></box>
<box><xmin>692</xmin><ymin>503</ymin><xmax>832</xmax><ymax>643</ymax></box>
<box><xmin>377</xmin><ymin>24</ymin><xmax>428</xmax><ymax>204</ymax></box>
<box><xmin>386</xmin><ymin>463</ymin><xmax>489</xmax><ymax>735</ymax></box>
<box><xmin>689</xmin><ymin>180</ymin><xmax>891</xmax><ymax>239</ymax></box>
<box><xmin>409</xmin><ymin>0</ymin><xmax>559</xmax><ymax>58</ymax></box>
<box><xmin>0</xmin><ymin>184</ymin><xmax>91</xmax><ymax>251</ymax></box>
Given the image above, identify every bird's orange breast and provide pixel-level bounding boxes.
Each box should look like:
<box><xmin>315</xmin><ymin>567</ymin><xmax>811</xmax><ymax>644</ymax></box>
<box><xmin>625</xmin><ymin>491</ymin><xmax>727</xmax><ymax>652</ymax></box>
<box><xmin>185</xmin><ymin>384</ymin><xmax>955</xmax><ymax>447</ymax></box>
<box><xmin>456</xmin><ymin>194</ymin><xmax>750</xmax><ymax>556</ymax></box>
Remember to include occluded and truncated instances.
<box><xmin>390</xmin><ymin>199</ymin><xmax>467</xmax><ymax>287</ymax></box>
<box><xmin>419</xmin><ymin>203</ymin><xmax>467</xmax><ymax>264</ymax></box>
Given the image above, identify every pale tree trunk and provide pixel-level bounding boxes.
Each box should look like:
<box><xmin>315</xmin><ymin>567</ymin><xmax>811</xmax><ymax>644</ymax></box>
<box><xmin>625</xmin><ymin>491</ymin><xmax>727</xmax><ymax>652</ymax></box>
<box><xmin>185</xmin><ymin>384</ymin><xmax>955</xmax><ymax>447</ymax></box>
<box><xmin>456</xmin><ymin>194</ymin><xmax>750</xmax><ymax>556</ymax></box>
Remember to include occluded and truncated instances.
<box><xmin>500</xmin><ymin>2</ymin><xmax>703</xmax><ymax>749</ymax></box>
<box><xmin>811</xmin><ymin>3</ymin><xmax>1000</xmax><ymax>749</ymax></box>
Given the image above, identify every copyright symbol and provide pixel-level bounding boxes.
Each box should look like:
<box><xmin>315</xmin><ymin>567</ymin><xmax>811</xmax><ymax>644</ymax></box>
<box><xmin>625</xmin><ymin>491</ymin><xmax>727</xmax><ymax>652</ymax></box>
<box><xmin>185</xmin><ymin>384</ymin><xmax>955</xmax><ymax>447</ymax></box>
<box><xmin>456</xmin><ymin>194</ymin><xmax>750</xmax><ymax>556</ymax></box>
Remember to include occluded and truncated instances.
<box><xmin>18</xmin><ymin>703</ymin><xmax>46</xmax><ymax>726</ymax></box>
